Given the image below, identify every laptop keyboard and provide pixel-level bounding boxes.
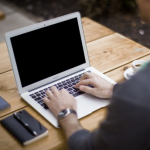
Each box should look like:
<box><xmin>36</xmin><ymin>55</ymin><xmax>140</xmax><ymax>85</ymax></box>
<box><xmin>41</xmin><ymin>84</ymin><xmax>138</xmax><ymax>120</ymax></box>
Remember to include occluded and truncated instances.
<box><xmin>29</xmin><ymin>71</ymin><xmax>92</xmax><ymax>110</ymax></box>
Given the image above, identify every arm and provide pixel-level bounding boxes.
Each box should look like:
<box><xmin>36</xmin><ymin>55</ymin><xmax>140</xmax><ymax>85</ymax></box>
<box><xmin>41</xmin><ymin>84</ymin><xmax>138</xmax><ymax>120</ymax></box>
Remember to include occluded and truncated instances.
<box><xmin>43</xmin><ymin>69</ymin><xmax>150</xmax><ymax>150</ymax></box>
<box><xmin>59</xmin><ymin>113</ymin><xmax>82</xmax><ymax>141</ymax></box>
<box><xmin>43</xmin><ymin>72</ymin><xmax>114</xmax><ymax>149</ymax></box>
<box><xmin>43</xmin><ymin>86</ymin><xmax>83</xmax><ymax>140</ymax></box>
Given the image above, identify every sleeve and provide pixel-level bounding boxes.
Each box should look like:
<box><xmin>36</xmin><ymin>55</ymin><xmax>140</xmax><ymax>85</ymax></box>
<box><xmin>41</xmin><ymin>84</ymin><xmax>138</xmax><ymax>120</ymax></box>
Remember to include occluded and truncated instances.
<box><xmin>68</xmin><ymin>65</ymin><xmax>150</xmax><ymax>150</ymax></box>
<box><xmin>93</xmin><ymin>67</ymin><xmax>150</xmax><ymax>150</ymax></box>
<box><xmin>68</xmin><ymin>129</ymin><xmax>95</xmax><ymax>150</ymax></box>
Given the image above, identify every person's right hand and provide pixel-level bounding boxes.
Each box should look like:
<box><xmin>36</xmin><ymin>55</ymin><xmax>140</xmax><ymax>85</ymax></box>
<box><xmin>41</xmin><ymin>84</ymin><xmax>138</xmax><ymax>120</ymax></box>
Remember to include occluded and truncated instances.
<box><xmin>74</xmin><ymin>72</ymin><xmax>114</xmax><ymax>98</ymax></box>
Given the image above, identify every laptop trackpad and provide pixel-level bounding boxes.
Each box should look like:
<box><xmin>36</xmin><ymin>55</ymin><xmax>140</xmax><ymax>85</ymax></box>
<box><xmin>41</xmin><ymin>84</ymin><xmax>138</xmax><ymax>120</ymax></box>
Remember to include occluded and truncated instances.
<box><xmin>76</xmin><ymin>93</ymin><xmax>109</xmax><ymax>114</ymax></box>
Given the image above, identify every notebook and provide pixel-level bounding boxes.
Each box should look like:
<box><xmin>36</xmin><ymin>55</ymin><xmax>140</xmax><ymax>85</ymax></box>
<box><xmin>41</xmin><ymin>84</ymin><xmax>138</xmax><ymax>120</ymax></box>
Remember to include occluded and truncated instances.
<box><xmin>1</xmin><ymin>110</ymin><xmax>48</xmax><ymax>146</ymax></box>
<box><xmin>5</xmin><ymin>12</ymin><xmax>116</xmax><ymax>128</ymax></box>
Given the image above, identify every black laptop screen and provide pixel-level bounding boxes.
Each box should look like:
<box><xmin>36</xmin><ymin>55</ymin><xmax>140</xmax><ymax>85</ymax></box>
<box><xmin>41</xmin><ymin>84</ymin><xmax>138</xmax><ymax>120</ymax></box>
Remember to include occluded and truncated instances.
<box><xmin>10</xmin><ymin>18</ymin><xmax>86</xmax><ymax>87</ymax></box>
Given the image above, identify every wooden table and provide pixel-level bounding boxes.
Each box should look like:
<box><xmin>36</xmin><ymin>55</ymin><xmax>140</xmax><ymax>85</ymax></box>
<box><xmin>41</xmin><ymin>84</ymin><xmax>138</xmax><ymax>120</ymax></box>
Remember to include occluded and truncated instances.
<box><xmin>0</xmin><ymin>17</ymin><xmax>150</xmax><ymax>150</ymax></box>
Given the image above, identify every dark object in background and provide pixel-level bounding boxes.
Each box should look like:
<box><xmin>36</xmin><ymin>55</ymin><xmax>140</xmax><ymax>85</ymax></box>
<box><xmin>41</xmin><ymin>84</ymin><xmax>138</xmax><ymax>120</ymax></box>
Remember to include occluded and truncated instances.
<box><xmin>0</xmin><ymin>96</ymin><xmax>10</xmax><ymax>111</ymax></box>
<box><xmin>80</xmin><ymin>0</ymin><xmax>137</xmax><ymax>18</ymax></box>
<box><xmin>4</xmin><ymin>0</ymin><xmax>150</xmax><ymax>48</ymax></box>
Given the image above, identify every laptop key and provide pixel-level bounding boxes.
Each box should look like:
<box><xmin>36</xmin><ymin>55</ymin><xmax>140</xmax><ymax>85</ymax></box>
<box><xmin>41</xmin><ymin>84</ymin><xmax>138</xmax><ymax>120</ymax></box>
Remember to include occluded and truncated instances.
<box><xmin>31</xmin><ymin>95</ymin><xmax>36</xmax><ymax>99</ymax></box>
<box><xmin>62</xmin><ymin>81</ymin><xmax>67</xmax><ymax>84</ymax></box>
<box><xmin>44</xmin><ymin>106</ymin><xmax>49</xmax><ymax>110</ymax></box>
<box><xmin>58</xmin><ymin>82</ymin><xmax>63</xmax><ymax>85</ymax></box>
<box><xmin>59</xmin><ymin>84</ymin><xmax>63</xmax><ymax>87</ymax></box>
<box><xmin>63</xmin><ymin>83</ymin><xmax>67</xmax><ymax>86</ymax></box>
<box><xmin>69</xmin><ymin>91</ymin><xmax>73</xmax><ymax>94</ymax></box>
<box><xmin>72</xmin><ymin>91</ymin><xmax>84</xmax><ymax>97</ymax></box>
<box><xmin>68</xmin><ymin>84</ymin><xmax>72</xmax><ymax>87</ymax></box>
<box><xmin>64</xmin><ymin>86</ymin><xmax>68</xmax><ymax>89</ymax></box>
<box><xmin>38</xmin><ymin>101</ymin><xmax>44</xmax><ymax>104</ymax></box>
<box><xmin>68</xmin><ymin>88</ymin><xmax>72</xmax><ymax>91</ymax></box>
<box><xmin>36</xmin><ymin>93</ymin><xmax>41</xmax><ymax>96</ymax></box>
<box><xmin>72</xmin><ymin>82</ymin><xmax>76</xmax><ymax>85</ymax></box>
<box><xmin>39</xmin><ymin>90</ymin><xmax>44</xmax><ymax>92</ymax></box>
<box><xmin>34</xmin><ymin>98</ymin><xmax>40</xmax><ymax>101</ymax></box>
<box><xmin>71</xmin><ymin>79</ymin><xmax>75</xmax><ymax>82</ymax></box>
<box><xmin>67</xmin><ymin>81</ymin><xmax>71</xmax><ymax>84</ymax></box>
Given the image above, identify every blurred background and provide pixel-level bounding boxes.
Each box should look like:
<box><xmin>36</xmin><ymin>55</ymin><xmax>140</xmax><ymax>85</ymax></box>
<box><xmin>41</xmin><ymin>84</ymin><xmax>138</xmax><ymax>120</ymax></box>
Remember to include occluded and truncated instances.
<box><xmin>0</xmin><ymin>0</ymin><xmax>150</xmax><ymax>48</ymax></box>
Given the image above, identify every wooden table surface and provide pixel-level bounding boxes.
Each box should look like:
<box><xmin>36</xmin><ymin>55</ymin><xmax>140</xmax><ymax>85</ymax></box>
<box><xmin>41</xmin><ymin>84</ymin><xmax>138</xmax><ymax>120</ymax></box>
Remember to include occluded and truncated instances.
<box><xmin>0</xmin><ymin>17</ymin><xmax>150</xmax><ymax>150</ymax></box>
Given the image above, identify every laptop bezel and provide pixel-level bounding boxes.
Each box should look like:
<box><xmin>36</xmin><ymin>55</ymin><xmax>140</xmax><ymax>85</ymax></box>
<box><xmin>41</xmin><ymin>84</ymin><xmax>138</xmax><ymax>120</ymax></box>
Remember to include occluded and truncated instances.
<box><xmin>5</xmin><ymin>12</ymin><xmax>90</xmax><ymax>94</ymax></box>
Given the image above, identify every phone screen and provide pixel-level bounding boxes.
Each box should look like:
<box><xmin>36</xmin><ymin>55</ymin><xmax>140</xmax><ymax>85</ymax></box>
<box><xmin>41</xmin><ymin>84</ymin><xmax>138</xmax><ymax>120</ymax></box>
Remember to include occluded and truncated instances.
<box><xmin>0</xmin><ymin>96</ymin><xmax>10</xmax><ymax>110</ymax></box>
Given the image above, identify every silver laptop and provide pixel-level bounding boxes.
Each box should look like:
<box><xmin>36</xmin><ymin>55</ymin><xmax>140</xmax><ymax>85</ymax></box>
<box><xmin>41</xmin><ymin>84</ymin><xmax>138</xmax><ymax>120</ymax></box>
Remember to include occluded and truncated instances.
<box><xmin>5</xmin><ymin>12</ymin><xmax>116</xmax><ymax>128</ymax></box>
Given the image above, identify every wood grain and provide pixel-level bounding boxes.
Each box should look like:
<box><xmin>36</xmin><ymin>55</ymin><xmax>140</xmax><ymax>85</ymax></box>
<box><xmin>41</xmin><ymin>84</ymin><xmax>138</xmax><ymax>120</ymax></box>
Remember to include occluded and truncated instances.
<box><xmin>87</xmin><ymin>33</ymin><xmax>150</xmax><ymax>73</ymax></box>
<box><xmin>0</xmin><ymin>106</ymin><xmax>107</xmax><ymax>150</ymax></box>
<box><xmin>105</xmin><ymin>54</ymin><xmax>150</xmax><ymax>83</ymax></box>
<box><xmin>82</xmin><ymin>17</ymin><xmax>114</xmax><ymax>43</ymax></box>
<box><xmin>0</xmin><ymin>71</ymin><xmax>27</xmax><ymax>118</ymax></box>
<box><xmin>0</xmin><ymin>43</ymin><xmax>12</xmax><ymax>74</ymax></box>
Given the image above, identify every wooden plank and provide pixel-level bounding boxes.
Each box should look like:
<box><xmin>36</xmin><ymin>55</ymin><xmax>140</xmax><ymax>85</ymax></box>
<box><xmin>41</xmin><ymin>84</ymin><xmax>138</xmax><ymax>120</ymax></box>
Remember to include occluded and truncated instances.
<box><xmin>0</xmin><ymin>71</ymin><xmax>27</xmax><ymax>118</ymax></box>
<box><xmin>0</xmin><ymin>106</ymin><xmax>107</xmax><ymax>150</ymax></box>
<box><xmin>82</xmin><ymin>17</ymin><xmax>114</xmax><ymax>43</ymax></box>
<box><xmin>87</xmin><ymin>33</ymin><xmax>150</xmax><ymax>73</ymax></box>
<box><xmin>0</xmin><ymin>10</ymin><xmax>5</xmax><ymax>20</ymax></box>
<box><xmin>105</xmin><ymin>54</ymin><xmax>150</xmax><ymax>83</ymax></box>
<box><xmin>0</xmin><ymin>43</ymin><xmax>12</xmax><ymax>74</ymax></box>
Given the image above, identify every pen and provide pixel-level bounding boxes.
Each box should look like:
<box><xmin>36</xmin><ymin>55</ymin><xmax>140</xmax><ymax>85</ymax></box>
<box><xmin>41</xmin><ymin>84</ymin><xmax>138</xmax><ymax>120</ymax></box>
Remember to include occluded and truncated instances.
<box><xmin>13</xmin><ymin>112</ymin><xmax>37</xmax><ymax>136</ymax></box>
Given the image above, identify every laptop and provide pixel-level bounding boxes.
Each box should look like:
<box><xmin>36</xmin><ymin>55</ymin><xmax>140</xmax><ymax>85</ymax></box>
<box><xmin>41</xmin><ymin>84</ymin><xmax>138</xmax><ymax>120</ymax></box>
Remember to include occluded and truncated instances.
<box><xmin>5</xmin><ymin>12</ymin><xmax>116</xmax><ymax>128</ymax></box>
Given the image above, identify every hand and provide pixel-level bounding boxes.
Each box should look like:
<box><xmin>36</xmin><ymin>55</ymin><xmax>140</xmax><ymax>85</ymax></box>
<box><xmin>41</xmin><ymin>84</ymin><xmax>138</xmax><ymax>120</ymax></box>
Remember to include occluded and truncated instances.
<box><xmin>43</xmin><ymin>86</ymin><xmax>77</xmax><ymax>117</ymax></box>
<box><xmin>75</xmin><ymin>72</ymin><xmax>114</xmax><ymax>98</ymax></box>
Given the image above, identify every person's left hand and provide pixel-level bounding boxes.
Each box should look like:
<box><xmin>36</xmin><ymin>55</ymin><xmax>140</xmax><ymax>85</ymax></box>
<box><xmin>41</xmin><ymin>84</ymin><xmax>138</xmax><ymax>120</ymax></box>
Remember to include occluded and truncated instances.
<box><xmin>43</xmin><ymin>86</ymin><xmax>77</xmax><ymax>117</ymax></box>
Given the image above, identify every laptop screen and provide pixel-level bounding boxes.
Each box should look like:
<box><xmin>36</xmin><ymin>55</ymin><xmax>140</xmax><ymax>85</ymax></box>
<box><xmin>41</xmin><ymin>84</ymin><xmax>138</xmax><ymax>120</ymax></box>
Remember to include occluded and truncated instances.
<box><xmin>10</xmin><ymin>18</ymin><xmax>86</xmax><ymax>87</ymax></box>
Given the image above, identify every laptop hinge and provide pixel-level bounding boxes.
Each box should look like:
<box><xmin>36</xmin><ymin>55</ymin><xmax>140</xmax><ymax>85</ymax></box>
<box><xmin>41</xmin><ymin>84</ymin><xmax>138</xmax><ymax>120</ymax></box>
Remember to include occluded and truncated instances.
<box><xmin>29</xmin><ymin>69</ymin><xmax>85</xmax><ymax>92</ymax></box>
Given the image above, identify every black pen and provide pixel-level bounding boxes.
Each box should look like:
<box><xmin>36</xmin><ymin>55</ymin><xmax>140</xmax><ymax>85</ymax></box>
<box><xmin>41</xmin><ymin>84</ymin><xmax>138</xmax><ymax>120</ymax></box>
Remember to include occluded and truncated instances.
<box><xmin>13</xmin><ymin>112</ymin><xmax>37</xmax><ymax>136</ymax></box>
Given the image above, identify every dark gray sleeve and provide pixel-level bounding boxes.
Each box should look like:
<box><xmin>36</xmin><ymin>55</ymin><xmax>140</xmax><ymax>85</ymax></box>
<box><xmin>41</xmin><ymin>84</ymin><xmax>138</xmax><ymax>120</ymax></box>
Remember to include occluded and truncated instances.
<box><xmin>68</xmin><ymin>65</ymin><xmax>150</xmax><ymax>150</ymax></box>
<box><xmin>68</xmin><ymin>129</ymin><xmax>95</xmax><ymax>150</ymax></box>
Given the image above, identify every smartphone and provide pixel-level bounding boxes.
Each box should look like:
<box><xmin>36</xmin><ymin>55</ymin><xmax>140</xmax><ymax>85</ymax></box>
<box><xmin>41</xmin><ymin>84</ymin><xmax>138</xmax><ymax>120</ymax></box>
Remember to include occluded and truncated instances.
<box><xmin>0</xmin><ymin>96</ymin><xmax>10</xmax><ymax>111</ymax></box>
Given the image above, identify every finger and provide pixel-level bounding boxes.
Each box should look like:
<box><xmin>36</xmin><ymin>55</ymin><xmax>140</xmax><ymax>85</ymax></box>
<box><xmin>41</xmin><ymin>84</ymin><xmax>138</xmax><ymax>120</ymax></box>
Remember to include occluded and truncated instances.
<box><xmin>43</xmin><ymin>97</ymin><xmax>50</xmax><ymax>107</ymax></box>
<box><xmin>75</xmin><ymin>79</ymin><xmax>92</xmax><ymax>88</ymax></box>
<box><xmin>46</xmin><ymin>90</ymin><xmax>53</xmax><ymax>98</ymax></box>
<box><xmin>51</xmin><ymin>86</ymin><xmax>59</xmax><ymax>95</ymax></box>
<box><xmin>80</xmin><ymin>72</ymin><xmax>91</xmax><ymax>81</ymax></box>
<box><xmin>79</xmin><ymin>85</ymin><xmax>94</xmax><ymax>94</ymax></box>
<box><xmin>60</xmin><ymin>88</ymin><xmax>68</xmax><ymax>93</ymax></box>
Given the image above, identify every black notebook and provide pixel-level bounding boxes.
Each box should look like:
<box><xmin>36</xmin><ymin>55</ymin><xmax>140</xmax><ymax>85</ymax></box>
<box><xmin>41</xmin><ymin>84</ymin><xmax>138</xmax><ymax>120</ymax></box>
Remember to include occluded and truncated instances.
<box><xmin>1</xmin><ymin>110</ymin><xmax>48</xmax><ymax>146</ymax></box>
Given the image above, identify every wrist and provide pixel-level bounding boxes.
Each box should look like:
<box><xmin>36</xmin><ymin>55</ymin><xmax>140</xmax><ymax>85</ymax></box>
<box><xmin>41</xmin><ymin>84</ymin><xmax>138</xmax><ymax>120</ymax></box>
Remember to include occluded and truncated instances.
<box><xmin>59</xmin><ymin>113</ymin><xmax>83</xmax><ymax>140</ymax></box>
<box><xmin>107</xmin><ymin>84</ymin><xmax>115</xmax><ymax>98</ymax></box>
<box><xmin>59</xmin><ymin>113</ymin><xmax>79</xmax><ymax>127</ymax></box>
<box><xmin>59</xmin><ymin>113</ymin><xmax>82</xmax><ymax>139</ymax></box>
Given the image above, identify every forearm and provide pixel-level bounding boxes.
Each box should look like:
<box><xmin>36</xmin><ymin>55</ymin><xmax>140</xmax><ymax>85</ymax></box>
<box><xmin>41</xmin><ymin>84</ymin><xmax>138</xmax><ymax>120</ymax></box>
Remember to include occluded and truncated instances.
<box><xmin>59</xmin><ymin>114</ymin><xmax>83</xmax><ymax>140</ymax></box>
<box><xmin>59</xmin><ymin>114</ymin><xmax>94</xmax><ymax>150</ymax></box>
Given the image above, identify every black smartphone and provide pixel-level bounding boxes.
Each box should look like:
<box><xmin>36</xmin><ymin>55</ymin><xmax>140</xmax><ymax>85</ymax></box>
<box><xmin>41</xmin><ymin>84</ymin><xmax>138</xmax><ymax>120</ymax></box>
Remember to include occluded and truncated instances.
<box><xmin>0</xmin><ymin>96</ymin><xmax>10</xmax><ymax>111</ymax></box>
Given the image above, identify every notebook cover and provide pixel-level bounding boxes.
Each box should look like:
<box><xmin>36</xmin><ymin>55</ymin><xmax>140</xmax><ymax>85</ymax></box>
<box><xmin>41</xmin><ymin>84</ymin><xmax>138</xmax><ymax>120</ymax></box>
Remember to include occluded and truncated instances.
<box><xmin>1</xmin><ymin>110</ymin><xmax>48</xmax><ymax>146</ymax></box>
